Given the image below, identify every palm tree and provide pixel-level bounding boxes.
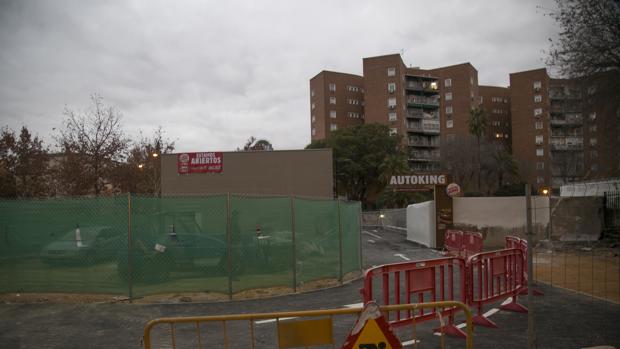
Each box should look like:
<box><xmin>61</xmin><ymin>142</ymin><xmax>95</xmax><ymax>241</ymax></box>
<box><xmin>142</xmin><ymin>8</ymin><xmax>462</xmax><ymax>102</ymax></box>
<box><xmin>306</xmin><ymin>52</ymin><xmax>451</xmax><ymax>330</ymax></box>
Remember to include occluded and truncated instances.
<box><xmin>492</xmin><ymin>150</ymin><xmax>519</xmax><ymax>188</ymax></box>
<box><xmin>467</xmin><ymin>107</ymin><xmax>488</xmax><ymax>191</ymax></box>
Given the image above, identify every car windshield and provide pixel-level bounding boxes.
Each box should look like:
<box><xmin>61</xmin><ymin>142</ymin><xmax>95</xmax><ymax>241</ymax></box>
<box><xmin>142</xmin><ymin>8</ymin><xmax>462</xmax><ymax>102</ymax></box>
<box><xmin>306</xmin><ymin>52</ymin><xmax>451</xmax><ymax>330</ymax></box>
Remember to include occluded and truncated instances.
<box><xmin>56</xmin><ymin>227</ymin><xmax>115</xmax><ymax>242</ymax></box>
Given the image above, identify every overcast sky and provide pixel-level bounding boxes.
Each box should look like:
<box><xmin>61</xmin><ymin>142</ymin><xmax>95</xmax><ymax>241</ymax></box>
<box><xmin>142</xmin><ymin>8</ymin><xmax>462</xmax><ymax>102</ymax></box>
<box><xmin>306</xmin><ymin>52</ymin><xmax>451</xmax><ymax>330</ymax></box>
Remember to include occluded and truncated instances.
<box><xmin>0</xmin><ymin>0</ymin><xmax>559</xmax><ymax>152</ymax></box>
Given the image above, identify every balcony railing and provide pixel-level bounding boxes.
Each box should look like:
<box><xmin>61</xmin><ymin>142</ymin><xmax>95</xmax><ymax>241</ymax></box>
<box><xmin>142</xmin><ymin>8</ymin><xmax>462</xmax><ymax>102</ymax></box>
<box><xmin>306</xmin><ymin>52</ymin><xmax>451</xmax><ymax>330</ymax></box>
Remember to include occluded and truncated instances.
<box><xmin>407</xmin><ymin>96</ymin><xmax>439</xmax><ymax>107</ymax></box>
<box><xmin>550</xmin><ymin>143</ymin><xmax>584</xmax><ymax>151</ymax></box>
<box><xmin>550</xmin><ymin>115</ymin><xmax>583</xmax><ymax>125</ymax></box>
<box><xmin>404</xmin><ymin>81</ymin><xmax>439</xmax><ymax>93</ymax></box>
<box><xmin>409</xmin><ymin>151</ymin><xmax>441</xmax><ymax>161</ymax></box>
<box><xmin>407</xmin><ymin>110</ymin><xmax>439</xmax><ymax>119</ymax></box>
<box><xmin>408</xmin><ymin>139</ymin><xmax>440</xmax><ymax>147</ymax></box>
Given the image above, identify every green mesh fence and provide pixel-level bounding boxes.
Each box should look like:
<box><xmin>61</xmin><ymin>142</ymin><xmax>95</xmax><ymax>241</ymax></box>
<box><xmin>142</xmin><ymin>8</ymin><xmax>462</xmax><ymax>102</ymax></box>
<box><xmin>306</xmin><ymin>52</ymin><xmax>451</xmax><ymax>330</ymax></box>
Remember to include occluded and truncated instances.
<box><xmin>0</xmin><ymin>194</ymin><xmax>361</xmax><ymax>298</ymax></box>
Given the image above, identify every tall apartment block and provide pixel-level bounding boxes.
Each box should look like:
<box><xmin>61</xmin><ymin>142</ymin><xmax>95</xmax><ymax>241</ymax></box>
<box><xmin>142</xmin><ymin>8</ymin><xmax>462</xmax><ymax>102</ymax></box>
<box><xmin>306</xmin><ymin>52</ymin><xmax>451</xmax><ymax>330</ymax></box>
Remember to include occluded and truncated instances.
<box><xmin>363</xmin><ymin>54</ymin><xmax>441</xmax><ymax>171</ymax></box>
<box><xmin>479</xmin><ymin>85</ymin><xmax>512</xmax><ymax>151</ymax></box>
<box><xmin>428</xmin><ymin>64</ymin><xmax>480</xmax><ymax>145</ymax></box>
<box><xmin>510</xmin><ymin>68</ymin><xmax>619</xmax><ymax>190</ymax></box>
<box><xmin>309</xmin><ymin>71</ymin><xmax>364</xmax><ymax>142</ymax></box>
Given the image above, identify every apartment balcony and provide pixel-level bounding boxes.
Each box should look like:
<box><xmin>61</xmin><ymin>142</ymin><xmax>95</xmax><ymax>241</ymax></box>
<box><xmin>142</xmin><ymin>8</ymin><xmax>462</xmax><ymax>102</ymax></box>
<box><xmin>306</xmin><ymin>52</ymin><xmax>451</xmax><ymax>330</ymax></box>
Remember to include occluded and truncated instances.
<box><xmin>404</xmin><ymin>81</ymin><xmax>439</xmax><ymax>94</ymax></box>
<box><xmin>550</xmin><ymin>115</ymin><xmax>583</xmax><ymax>125</ymax></box>
<box><xmin>407</xmin><ymin>109</ymin><xmax>439</xmax><ymax>119</ymax></box>
<box><xmin>406</xmin><ymin>122</ymin><xmax>440</xmax><ymax>134</ymax></box>
<box><xmin>550</xmin><ymin>143</ymin><xmax>584</xmax><ymax>151</ymax></box>
<box><xmin>409</xmin><ymin>151</ymin><xmax>441</xmax><ymax>161</ymax></box>
<box><xmin>407</xmin><ymin>96</ymin><xmax>439</xmax><ymax>108</ymax></box>
<box><xmin>408</xmin><ymin>139</ymin><xmax>440</xmax><ymax>147</ymax></box>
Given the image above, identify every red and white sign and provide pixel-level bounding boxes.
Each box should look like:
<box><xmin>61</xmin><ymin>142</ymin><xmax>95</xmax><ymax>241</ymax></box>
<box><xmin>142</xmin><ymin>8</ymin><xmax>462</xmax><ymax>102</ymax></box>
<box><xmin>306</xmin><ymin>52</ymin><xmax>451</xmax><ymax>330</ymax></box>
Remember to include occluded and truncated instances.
<box><xmin>177</xmin><ymin>152</ymin><xmax>223</xmax><ymax>174</ymax></box>
<box><xmin>446</xmin><ymin>183</ymin><xmax>462</xmax><ymax>197</ymax></box>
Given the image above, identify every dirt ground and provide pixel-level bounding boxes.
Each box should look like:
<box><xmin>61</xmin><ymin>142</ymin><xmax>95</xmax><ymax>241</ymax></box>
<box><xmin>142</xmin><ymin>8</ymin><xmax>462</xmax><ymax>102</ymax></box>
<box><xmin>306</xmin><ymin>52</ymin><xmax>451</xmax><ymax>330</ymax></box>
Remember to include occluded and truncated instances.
<box><xmin>533</xmin><ymin>246</ymin><xmax>620</xmax><ymax>303</ymax></box>
<box><xmin>0</xmin><ymin>272</ymin><xmax>361</xmax><ymax>305</ymax></box>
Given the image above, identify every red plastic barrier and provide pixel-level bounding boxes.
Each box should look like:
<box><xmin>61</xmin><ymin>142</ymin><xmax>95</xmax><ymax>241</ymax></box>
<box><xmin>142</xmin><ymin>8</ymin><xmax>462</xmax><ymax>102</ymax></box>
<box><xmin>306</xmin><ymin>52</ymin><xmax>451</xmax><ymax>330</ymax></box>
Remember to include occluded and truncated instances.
<box><xmin>467</xmin><ymin>248</ymin><xmax>528</xmax><ymax>328</ymax></box>
<box><xmin>361</xmin><ymin>257</ymin><xmax>468</xmax><ymax>338</ymax></box>
<box><xmin>515</xmin><ymin>238</ymin><xmax>544</xmax><ymax>296</ymax></box>
<box><xmin>444</xmin><ymin>230</ymin><xmax>464</xmax><ymax>257</ymax></box>
<box><xmin>463</xmin><ymin>231</ymin><xmax>483</xmax><ymax>257</ymax></box>
<box><xmin>505</xmin><ymin>235</ymin><xmax>520</xmax><ymax>249</ymax></box>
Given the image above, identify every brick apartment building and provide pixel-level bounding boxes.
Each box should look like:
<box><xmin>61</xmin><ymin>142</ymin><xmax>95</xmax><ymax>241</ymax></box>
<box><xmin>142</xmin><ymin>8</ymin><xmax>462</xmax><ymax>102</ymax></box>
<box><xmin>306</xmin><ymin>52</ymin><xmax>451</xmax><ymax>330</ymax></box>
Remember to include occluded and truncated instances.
<box><xmin>310</xmin><ymin>54</ymin><xmax>619</xmax><ymax>190</ymax></box>
<box><xmin>510</xmin><ymin>68</ymin><xmax>620</xmax><ymax>189</ymax></box>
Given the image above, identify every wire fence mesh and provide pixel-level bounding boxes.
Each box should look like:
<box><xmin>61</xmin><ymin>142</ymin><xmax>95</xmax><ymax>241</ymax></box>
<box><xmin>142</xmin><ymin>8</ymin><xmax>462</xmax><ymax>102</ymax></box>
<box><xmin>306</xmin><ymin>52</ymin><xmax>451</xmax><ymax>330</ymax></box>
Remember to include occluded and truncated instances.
<box><xmin>362</xmin><ymin>208</ymin><xmax>407</xmax><ymax>230</ymax></box>
<box><xmin>0</xmin><ymin>194</ymin><xmax>362</xmax><ymax>299</ymax></box>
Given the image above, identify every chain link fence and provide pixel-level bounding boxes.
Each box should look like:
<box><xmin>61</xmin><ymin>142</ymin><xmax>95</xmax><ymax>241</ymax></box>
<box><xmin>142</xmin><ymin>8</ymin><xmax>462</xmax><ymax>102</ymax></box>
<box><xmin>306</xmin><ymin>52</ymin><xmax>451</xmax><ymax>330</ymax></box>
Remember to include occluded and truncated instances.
<box><xmin>0</xmin><ymin>194</ymin><xmax>361</xmax><ymax>299</ymax></box>
<box><xmin>361</xmin><ymin>208</ymin><xmax>407</xmax><ymax>230</ymax></box>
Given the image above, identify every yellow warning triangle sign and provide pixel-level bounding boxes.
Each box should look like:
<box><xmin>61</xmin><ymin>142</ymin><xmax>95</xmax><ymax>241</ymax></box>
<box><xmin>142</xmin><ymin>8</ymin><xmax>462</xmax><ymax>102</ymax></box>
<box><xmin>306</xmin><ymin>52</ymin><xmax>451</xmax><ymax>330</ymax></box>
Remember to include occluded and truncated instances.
<box><xmin>341</xmin><ymin>302</ymin><xmax>403</xmax><ymax>349</ymax></box>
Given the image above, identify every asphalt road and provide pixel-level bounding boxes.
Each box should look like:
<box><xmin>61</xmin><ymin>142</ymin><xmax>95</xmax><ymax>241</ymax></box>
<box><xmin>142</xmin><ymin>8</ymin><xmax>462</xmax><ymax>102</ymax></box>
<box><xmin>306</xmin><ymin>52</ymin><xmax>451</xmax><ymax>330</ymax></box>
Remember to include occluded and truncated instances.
<box><xmin>1</xmin><ymin>227</ymin><xmax>619</xmax><ymax>348</ymax></box>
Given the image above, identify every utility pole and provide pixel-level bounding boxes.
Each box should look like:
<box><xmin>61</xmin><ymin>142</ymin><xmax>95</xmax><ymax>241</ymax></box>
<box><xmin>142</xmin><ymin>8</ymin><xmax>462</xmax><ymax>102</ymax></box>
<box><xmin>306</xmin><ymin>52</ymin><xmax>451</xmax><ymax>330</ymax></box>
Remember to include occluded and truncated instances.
<box><xmin>525</xmin><ymin>184</ymin><xmax>536</xmax><ymax>348</ymax></box>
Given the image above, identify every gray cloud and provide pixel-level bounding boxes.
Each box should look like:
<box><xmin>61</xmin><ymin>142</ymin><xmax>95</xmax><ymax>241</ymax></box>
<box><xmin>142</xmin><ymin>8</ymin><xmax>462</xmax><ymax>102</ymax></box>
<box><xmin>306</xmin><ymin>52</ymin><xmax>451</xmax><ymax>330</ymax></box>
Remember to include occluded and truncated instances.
<box><xmin>0</xmin><ymin>0</ymin><xmax>559</xmax><ymax>152</ymax></box>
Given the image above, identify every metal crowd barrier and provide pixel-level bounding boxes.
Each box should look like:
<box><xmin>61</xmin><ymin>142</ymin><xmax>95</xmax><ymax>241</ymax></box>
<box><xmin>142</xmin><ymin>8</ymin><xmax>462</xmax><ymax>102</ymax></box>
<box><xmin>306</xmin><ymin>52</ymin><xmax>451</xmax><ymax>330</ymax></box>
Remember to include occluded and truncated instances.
<box><xmin>467</xmin><ymin>248</ymin><xmax>528</xmax><ymax>328</ymax></box>
<box><xmin>143</xmin><ymin>302</ymin><xmax>474</xmax><ymax>349</ymax></box>
<box><xmin>361</xmin><ymin>257</ymin><xmax>469</xmax><ymax>338</ymax></box>
<box><xmin>444</xmin><ymin>230</ymin><xmax>483</xmax><ymax>258</ymax></box>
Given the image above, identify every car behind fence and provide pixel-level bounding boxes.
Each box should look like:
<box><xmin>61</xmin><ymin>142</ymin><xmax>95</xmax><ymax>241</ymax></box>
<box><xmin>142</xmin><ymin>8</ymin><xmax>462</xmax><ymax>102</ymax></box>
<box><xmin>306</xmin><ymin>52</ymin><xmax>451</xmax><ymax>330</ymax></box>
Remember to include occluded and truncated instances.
<box><xmin>0</xmin><ymin>194</ymin><xmax>362</xmax><ymax>300</ymax></box>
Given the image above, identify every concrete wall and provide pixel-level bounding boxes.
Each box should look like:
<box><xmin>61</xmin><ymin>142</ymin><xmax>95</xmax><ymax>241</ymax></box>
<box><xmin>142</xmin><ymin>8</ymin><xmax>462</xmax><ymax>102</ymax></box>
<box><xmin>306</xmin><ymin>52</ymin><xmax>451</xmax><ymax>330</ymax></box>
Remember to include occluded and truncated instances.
<box><xmin>161</xmin><ymin>149</ymin><xmax>333</xmax><ymax>198</ymax></box>
<box><xmin>407</xmin><ymin>201</ymin><xmax>436</xmax><ymax>248</ymax></box>
<box><xmin>453</xmin><ymin>196</ymin><xmax>550</xmax><ymax>248</ymax></box>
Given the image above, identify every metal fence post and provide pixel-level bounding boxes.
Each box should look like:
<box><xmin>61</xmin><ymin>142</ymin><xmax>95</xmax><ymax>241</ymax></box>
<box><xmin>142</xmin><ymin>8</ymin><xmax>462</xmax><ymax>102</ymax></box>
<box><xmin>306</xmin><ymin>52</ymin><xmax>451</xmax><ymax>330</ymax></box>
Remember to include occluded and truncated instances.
<box><xmin>127</xmin><ymin>193</ymin><xmax>133</xmax><ymax>303</ymax></box>
<box><xmin>358</xmin><ymin>202</ymin><xmax>363</xmax><ymax>274</ymax></box>
<box><xmin>338</xmin><ymin>199</ymin><xmax>343</xmax><ymax>284</ymax></box>
<box><xmin>525</xmin><ymin>184</ymin><xmax>535</xmax><ymax>349</ymax></box>
<box><xmin>290</xmin><ymin>195</ymin><xmax>297</xmax><ymax>292</ymax></box>
<box><xmin>226</xmin><ymin>193</ymin><xmax>233</xmax><ymax>300</ymax></box>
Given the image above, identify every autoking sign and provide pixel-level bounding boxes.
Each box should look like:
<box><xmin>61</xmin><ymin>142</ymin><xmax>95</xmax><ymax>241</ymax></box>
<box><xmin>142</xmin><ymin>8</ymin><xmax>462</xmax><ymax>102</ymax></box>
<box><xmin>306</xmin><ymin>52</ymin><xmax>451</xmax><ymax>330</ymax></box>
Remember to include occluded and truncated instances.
<box><xmin>389</xmin><ymin>174</ymin><xmax>448</xmax><ymax>188</ymax></box>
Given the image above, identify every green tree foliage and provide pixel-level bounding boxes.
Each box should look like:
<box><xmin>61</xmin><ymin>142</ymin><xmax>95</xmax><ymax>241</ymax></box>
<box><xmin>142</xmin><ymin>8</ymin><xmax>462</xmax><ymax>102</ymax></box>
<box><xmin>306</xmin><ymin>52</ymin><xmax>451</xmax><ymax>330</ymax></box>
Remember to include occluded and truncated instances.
<box><xmin>0</xmin><ymin>126</ymin><xmax>49</xmax><ymax>198</ymax></box>
<box><xmin>56</xmin><ymin>95</ymin><xmax>128</xmax><ymax>196</ymax></box>
<box><xmin>546</xmin><ymin>0</ymin><xmax>620</xmax><ymax>78</ymax></box>
<box><xmin>306</xmin><ymin>124</ymin><xmax>407</xmax><ymax>207</ymax></box>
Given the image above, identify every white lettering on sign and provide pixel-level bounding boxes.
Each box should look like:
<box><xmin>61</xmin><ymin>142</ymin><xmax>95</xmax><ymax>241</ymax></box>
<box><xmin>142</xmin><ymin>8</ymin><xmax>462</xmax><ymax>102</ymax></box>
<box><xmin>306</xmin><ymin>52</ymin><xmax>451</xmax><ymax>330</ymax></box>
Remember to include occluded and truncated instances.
<box><xmin>389</xmin><ymin>175</ymin><xmax>447</xmax><ymax>186</ymax></box>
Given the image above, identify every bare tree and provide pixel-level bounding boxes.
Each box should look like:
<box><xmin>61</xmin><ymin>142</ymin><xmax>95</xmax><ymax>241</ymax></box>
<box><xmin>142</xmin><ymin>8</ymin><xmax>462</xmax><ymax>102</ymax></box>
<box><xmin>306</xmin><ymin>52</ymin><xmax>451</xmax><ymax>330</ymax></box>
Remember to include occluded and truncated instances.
<box><xmin>546</xmin><ymin>0</ymin><xmax>620</xmax><ymax>78</ymax></box>
<box><xmin>239</xmin><ymin>136</ymin><xmax>274</xmax><ymax>151</ymax></box>
<box><xmin>56</xmin><ymin>95</ymin><xmax>128</xmax><ymax>196</ymax></box>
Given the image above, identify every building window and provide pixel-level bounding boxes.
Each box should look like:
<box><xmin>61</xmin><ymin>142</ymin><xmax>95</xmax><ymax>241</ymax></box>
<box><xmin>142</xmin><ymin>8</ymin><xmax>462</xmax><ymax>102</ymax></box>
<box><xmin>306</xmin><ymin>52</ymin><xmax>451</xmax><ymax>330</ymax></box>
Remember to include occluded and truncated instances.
<box><xmin>311</xmin><ymin>115</ymin><xmax>315</xmax><ymax>123</ymax></box>
<box><xmin>535</xmin><ymin>135</ymin><xmax>544</xmax><ymax>145</ymax></box>
<box><xmin>311</xmin><ymin>89</ymin><xmax>315</xmax><ymax>97</ymax></box>
<box><xmin>311</xmin><ymin>127</ymin><xmax>316</xmax><ymax>136</ymax></box>
<box><xmin>387</xmin><ymin>67</ymin><xmax>396</xmax><ymax>76</ymax></box>
<box><xmin>534</xmin><ymin>108</ymin><xmax>543</xmax><ymax>117</ymax></box>
<box><xmin>445</xmin><ymin>78</ymin><xmax>452</xmax><ymax>87</ymax></box>
<box><xmin>311</xmin><ymin>103</ymin><xmax>315</xmax><ymax>110</ymax></box>
<box><xmin>330</xmin><ymin>124</ymin><xmax>337</xmax><ymax>131</ymax></box>
<box><xmin>590</xmin><ymin>150</ymin><xmax>598</xmax><ymax>158</ymax></box>
<box><xmin>446</xmin><ymin>120</ymin><xmax>453</xmax><ymax>128</ymax></box>
<box><xmin>470</xmin><ymin>76</ymin><xmax>474</xmax><ymax>85</ymax></box>
<box><xmin>347</xmin><ymin>85</ymin><xmax>359</xmax><ymax>92</ymax></box>
<box><xmin>536</xmin><ymin>162</ymin><xmax>545</xmax><ymax>170</ymax></box>
<box><xmin>587</xmin><ymin>86</ymin><xmax>596</xmax><ymax>95</ymax></box>
<box><xmin>446</xmin><ymin>106</ymin><xmax>453</xmax><ymax>114</ymax></box>
<box><xmin>479</xmin><ymin>96</ymin><xmax>484</xmax><ymax>103</ymax></box>
<box><xmin>590</xmin><ymin>138</ymin><xmax>597</xmax><ymax>146</ymax></box>
<box><xmin>537</xmin><ymin>176</ymin><xmax>545</xmax><ymax>184</ymax></box>
<box><xmin>536</xmin><ymin>148</ymin><xmax>544</xmax><ymax>157</ymax></box>
<box><xmin>589</xmin><ymin>112</ymin><xmax>597</xmax><ymax>121</ymax></box>
<box><xmin>533</xmin><ymin>81</ymin><xmax>542</xmax><ymax>90</ymax></box>
<box><xmin>589</xmin><ymin>125</ymin><xmax>597</xmax><ymax>132</ymax></box>
<box><xmin>329</xmin><ymin>97</ymin><xmax>336</xmax><ymax>104</ymax></box>
<box><xmin>534</xmin><ymin>95</ymin><xmax>542</xmax><ymax>103</ymax></box>
<box><xmin>329</xmin><ymin>83</ymin><xmax>336</xmax><ymax>92</ymax></box>
<box><xmin>388</xmin><ymin>112</ymin><xmax>397</xmax><ymax>121</ymax></box>
<box><xmin>348</xmin><ymin>99</ymin><xmax>360</xmax><ymax>105</ymax></box>
<box><xmin>330</xmin><ymin>110</ymin><xmax>336</xmax><ymax>119</ymax></box>
<box><xmin>388</xmin><ymin>83</ymin><xmax>396</xmax><ymax>93</ymax></box>
<box><xmin>591</xmin><ymin>164</ymin><xmax>599</xmax><ymax>172</ymax></box>
<box><xmin>535</xmin><ymin>121</ymin><xmax>543</xmax><ymax>129</ymax></box>
<box><xmin>389</xmin><ymin>128</ymin><xmax>397</xmax><ymax>136</ymax></box>
<box><xmin>445</xmin><ymin>92</ymin><xmax>452</xmax><ymax>101</ymax></box>
<box><xmin>388</xmin><ymin>97</ymin><xmax>397</xmax><ymax>109</ymax></box>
